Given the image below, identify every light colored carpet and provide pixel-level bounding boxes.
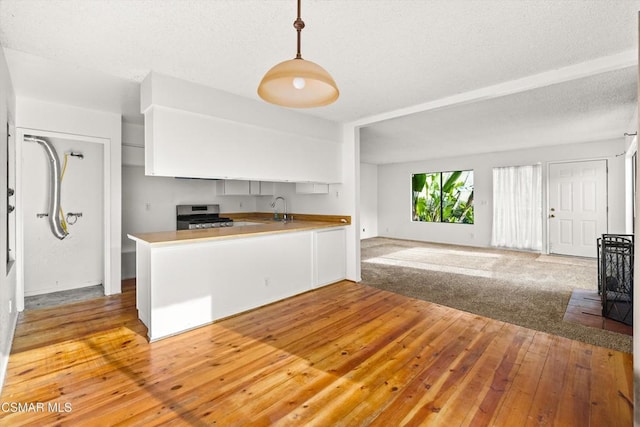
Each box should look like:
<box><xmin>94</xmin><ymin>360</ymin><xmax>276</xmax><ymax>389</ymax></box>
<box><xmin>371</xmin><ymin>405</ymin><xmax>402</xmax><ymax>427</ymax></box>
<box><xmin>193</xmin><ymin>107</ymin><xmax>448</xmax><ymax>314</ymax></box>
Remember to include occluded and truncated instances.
<box><xmin>361</xmin><ymin>237</ymin><xmax>632</xmax><ymax>353</ymax></box>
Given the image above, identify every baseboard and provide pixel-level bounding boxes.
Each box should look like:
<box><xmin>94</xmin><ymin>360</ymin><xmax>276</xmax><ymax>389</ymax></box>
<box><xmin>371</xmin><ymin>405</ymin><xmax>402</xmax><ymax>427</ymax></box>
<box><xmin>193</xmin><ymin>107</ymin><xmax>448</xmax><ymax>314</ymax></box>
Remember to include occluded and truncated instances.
<box><xmin>0</xmin><ymin>309</ymin><xmax>18</xmax><ymax>394</ymax></box>
<box><xmin>24</xmin><ymin>279</ymin><xmax>103</xmax><ymax>297</ymax></box>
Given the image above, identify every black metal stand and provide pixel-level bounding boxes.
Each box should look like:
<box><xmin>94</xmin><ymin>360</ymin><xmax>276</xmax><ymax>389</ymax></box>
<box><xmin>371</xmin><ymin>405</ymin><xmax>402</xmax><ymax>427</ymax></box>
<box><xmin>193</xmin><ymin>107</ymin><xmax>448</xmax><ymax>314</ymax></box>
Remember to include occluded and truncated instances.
<box><xmin>597</xmin><ymin>234</ymin><xmax>633</xmax><ymax>326</ymax></box>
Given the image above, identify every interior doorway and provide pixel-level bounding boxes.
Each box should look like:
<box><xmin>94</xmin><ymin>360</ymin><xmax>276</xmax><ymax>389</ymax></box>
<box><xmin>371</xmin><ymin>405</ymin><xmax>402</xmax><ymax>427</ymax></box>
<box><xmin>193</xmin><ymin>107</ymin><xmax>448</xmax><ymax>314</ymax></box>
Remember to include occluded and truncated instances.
<box><xmin>22</xmin><ymin>135</ymin><xmax>104</xmax><ymax>296</ymax></box>
<box><xmin>548</xmin><ymin>159</ymin><xmax>608</xmax><ymax>257</ymax></box>
<box><xmin>16</xmin><ymin>129</ymin><xmax>110</xmax><ymax>310</ymax></box>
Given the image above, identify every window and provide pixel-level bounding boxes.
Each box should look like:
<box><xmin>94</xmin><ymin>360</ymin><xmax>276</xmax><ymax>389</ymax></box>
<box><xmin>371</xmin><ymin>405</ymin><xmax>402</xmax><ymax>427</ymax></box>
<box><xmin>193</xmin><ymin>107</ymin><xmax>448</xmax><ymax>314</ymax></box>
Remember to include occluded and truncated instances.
<box><xmin>411</xmin><ymin>170</ymin><xmax>474</xmax><ymax>224</ymax></box>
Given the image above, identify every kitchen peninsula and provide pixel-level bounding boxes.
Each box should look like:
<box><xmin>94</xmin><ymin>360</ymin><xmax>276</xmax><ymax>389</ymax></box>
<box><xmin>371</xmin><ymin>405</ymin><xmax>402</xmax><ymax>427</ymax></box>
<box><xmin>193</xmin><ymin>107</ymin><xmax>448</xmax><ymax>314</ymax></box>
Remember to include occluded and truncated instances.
<box><xmin>128</xmin><ymin>214</ymin><xmax>349</xmax><ymax>341</ymax></box>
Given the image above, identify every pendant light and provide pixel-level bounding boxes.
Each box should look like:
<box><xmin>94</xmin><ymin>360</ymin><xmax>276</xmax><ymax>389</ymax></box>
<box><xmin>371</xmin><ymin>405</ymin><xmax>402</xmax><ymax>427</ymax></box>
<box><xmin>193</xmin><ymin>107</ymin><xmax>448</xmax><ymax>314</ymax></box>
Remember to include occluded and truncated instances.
<box><xmin>258</xmin><ymin>0</ymin><xmax>339</xmax><ymax>108</ymax></box>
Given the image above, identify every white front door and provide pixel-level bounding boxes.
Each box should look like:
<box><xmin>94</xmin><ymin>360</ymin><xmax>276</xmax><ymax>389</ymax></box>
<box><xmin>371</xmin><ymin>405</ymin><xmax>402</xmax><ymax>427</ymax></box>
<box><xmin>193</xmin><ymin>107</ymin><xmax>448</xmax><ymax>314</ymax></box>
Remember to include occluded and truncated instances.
<box><xmin>548</xmin><ymin>160</ymin><xmax>607</xmax><ymax>257</ymax></box>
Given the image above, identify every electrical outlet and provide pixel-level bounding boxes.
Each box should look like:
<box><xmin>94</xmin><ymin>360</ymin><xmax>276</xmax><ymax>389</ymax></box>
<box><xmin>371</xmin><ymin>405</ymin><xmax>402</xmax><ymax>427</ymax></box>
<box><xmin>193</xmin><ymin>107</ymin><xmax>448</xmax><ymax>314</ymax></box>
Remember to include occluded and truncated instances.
<box><xmin>264</xmin><ymin>277</ymin><xmax>270</xmax><ymax>287</ymax></box>
<box><xmin>239</xmin><ymin>201</ymin><xmax>243</xmax><ymax>208</ymax></box>
<box><xmin>145</xmin><ymin>203</ymin><xmax>151</xmax><ymax>211</ymax></box>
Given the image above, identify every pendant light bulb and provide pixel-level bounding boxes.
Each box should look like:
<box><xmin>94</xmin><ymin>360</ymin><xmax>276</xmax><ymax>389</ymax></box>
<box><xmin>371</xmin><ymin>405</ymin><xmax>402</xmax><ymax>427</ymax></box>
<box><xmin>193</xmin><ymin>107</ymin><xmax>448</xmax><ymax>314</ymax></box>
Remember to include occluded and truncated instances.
<box><xmin>257</xmin><ymin>0</ymin><xmax>339</xmax><ymax>108</ymax></box>
<box><xmin>293</xmin><ymin>77</ymin><xmax>306</xmax><ymax>90</ymax></box>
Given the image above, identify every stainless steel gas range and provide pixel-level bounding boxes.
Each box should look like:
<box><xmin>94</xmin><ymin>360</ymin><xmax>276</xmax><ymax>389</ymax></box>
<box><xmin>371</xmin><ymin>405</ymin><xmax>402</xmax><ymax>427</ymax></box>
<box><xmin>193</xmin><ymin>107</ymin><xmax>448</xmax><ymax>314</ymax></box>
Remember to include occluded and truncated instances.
<box><xmin>176</xmin><ymin>204</ymin><xmax>233</xmax><ymax>230</ymax></box>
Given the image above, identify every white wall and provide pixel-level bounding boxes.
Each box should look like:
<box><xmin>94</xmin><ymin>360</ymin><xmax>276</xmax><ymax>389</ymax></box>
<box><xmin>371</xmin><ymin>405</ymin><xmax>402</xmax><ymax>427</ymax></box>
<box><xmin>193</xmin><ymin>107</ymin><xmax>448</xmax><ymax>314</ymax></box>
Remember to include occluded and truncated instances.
<box><xmin>0</xmin><ymin>45</ymin><xmax>17</xmax><ymax>393</ymax></box>
<box><xmin>23</xmin><ymin>136</ymin><xmax>103</xmax><ymax>295</ymax></box>
<box><xmin>255</xmin><ymin>182</ymin><xmax>344</xmax><ymax>216</ymax></box>
<box><xmin>377</xmin><ymin>138</ymin><xmax>626</xmax><ymax>249</ymax></box>
<box><xmin>624</xmin><ymin>136</ymin><xmax>637</xmax><ymax>234</ymax></box>
<box><xmin>15</xmin><ymin>98</ymin><xmax>122</xmax><ymax>296</ymax></box>
<box><xmin>121</xmin><ymin>166</ymin><xmax>257</xmax><ymax>278</ymax></box>
<box><xmin>360</xmin><ymin>163</ymin><xmax>379</xmax><ymax>239</ymax></box>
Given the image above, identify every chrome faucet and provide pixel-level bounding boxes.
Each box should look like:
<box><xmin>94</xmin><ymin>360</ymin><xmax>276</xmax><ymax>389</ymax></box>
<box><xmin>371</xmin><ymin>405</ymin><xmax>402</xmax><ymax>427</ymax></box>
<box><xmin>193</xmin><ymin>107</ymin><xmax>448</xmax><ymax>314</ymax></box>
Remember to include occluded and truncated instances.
<box><xmin>270</xmin><ymin>196</ymin><xmax>287</xmax><ymax>221</ymax></box>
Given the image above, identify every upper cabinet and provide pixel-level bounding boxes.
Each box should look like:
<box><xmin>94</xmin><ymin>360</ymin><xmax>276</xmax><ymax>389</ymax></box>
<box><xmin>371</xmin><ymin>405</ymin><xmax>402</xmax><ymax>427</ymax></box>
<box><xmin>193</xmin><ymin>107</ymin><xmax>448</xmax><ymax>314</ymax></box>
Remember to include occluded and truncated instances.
<box><xmin>141</xmin><ymin>72</ymin><xmax>343</xmax><ymax>184</ymax></box>
<box><xmin>216</xmin><ymin>180</ymin><xmax>275</xmax><ymax>196</ymax></box>
<box><xmin>216</xmin><ymin>180</ymin><xmax>251</xmax><ymax>195</ymax></box>
<box><xmin>257</xmin><ymin>181</ymin><xmax>275</xmax><ymax>196</ymax></box>
<box><xmin>295</xmin><ymin>183</ymin><xmax>329</xmax><ymax>194</ymax></box>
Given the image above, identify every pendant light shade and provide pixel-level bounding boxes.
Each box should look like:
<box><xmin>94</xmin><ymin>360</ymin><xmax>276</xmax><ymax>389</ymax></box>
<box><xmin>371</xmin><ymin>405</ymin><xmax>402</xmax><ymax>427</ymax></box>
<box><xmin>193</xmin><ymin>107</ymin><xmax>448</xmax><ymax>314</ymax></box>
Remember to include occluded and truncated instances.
<box><xmin>258</xmin><ymin>0</ymin><xmax>339</xmax><ymax>108</ymax></box>
<box><xmin>258</xmin><ymin>58</ymin><xmax>339</xmax><ymax>108</ymax></box>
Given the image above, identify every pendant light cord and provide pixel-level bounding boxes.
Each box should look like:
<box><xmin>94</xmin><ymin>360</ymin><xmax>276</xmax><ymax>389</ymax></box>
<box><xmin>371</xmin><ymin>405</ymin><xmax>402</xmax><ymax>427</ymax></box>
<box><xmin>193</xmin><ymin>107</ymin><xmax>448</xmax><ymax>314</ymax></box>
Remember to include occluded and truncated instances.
<box><xmin>294</xmin><ymin>0</ymin><xmax>305</xmax><ymax>59</ymax></box>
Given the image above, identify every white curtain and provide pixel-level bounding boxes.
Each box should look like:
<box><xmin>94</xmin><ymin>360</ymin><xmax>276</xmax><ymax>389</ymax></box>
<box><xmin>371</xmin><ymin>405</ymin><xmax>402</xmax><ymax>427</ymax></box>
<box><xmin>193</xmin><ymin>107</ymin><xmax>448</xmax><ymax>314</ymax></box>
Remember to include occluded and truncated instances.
<box><xmin>491</xmin><ymin>164</ymin><xmax>542</xmax><ymax>250</ymax></box>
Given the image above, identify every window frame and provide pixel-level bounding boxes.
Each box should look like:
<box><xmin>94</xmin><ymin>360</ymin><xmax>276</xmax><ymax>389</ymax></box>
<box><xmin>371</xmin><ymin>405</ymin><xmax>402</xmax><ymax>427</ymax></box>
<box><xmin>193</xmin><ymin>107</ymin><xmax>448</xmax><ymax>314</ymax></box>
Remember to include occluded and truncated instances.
<box><xmin>411</xmin><ymin>169</ymin><xmax>474</xmax><ymax>224</ymax></box>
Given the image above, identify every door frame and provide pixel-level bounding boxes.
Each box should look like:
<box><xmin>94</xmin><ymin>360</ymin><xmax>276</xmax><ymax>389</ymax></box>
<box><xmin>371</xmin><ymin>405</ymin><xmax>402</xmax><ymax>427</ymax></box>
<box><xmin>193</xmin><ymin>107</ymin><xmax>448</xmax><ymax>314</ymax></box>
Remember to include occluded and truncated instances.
<box><xmin>15</xmin><ymin>128</ymin><xmax>111</xmax><ymax>311</ymax></box>
<box><xmin>545</xmin><ymin>158</ymin><xmax>608</xmax><ymax>256</ymax></box>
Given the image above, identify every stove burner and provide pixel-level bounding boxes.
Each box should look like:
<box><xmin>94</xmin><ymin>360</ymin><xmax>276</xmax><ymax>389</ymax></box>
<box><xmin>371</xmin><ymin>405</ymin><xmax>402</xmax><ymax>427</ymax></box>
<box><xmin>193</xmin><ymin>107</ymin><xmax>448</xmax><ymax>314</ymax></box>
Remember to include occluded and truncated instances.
<box><xmin>176</xmin><ymin>204</ymin><xmax>233</xmax><ymax>230</ymax></box>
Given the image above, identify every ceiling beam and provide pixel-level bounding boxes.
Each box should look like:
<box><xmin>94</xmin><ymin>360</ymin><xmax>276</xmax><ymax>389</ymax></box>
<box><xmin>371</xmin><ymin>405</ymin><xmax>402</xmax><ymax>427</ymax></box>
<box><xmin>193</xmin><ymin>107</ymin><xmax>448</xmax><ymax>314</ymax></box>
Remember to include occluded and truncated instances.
<box><xmin>351</xmin><ymin>49</ymin><xmax>637</xmax><ymax>128</ymax></box>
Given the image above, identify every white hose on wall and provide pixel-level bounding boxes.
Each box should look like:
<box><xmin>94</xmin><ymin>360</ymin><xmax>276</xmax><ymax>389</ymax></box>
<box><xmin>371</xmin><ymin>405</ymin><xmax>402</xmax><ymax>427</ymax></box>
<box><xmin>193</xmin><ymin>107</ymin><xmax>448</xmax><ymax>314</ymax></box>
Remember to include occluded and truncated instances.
<box><xmin>25</xmin><ymin>135</ymin><xmax>68</xmax><ymax>240</ymax></box>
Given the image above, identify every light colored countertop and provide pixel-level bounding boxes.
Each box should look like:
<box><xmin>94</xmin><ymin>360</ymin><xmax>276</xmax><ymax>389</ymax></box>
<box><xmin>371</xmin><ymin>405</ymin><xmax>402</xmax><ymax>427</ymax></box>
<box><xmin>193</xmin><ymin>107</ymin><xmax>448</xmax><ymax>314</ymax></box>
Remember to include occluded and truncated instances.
<box><xmin>128</xmin><ymin>217</ymin><xmax>348</xmax><ymax>246</ymax></box>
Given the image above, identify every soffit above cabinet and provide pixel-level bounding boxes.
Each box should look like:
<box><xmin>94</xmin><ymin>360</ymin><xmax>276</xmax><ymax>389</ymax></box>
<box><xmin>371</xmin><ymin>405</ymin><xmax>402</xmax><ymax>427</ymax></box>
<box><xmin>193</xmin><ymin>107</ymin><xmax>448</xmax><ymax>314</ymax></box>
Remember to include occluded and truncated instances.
<box><xmin>141</xmin><ymin>72</ymin><xmax>341</xmax><ymax>142</ymax></box>
<box><xmin>141</xmin><ymin>72</ymin><xmax>343</xmax><ymax>184</ymax></box>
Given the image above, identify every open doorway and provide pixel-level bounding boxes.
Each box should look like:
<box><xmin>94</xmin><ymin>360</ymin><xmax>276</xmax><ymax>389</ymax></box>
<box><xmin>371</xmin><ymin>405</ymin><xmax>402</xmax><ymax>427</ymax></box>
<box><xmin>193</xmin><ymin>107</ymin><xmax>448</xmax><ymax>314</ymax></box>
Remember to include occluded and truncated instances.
<box><xmin>17</xmin><ymin>130</ymin><xmax>108</xmax><ymax>310</ymax></box>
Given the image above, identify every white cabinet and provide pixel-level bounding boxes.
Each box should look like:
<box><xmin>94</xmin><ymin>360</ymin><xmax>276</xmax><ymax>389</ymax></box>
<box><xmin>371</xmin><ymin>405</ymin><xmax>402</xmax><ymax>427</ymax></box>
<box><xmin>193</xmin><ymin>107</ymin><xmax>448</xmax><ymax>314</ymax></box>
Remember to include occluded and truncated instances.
<box><xmin>216</xmin><ymin>180</ymin><xmax>275</xmax><ymax>196</ymax></box>
<box><xmin>314</xmin><ymin>228</ymin><xmax>346</xmax><ymax>287</ymax></box>
<box><xmin>216</xmin><ymin>180</ymin><xmax>251</xmax><ymax>195</ymax></box>
<box><xmin>250</xmin><ymin>181</ymin><xmax>261</xmax><ymax>195</ymax></box>
<box><xmin>141</xmin><ymin>74</ymin><xmax>342</xmax><ymax>183</ymax></box>
<box><xmin>130</xmin><ymin>225</ymin><xmax>347</xmax><ymax>340</ymax></box>
<box><xmin>296</xmin><ymin>183</ymin><xmax>329</xmax><ymax>194</ymax></box>
<box><xmin>258</xmin><ymin>182</ymin><xmax>275</xmax><ymax>196</ymax></box>
<box><xmin>142</xmin><ymin>104</ymin><xmax>342</xmax><ymax>183</ymax></box>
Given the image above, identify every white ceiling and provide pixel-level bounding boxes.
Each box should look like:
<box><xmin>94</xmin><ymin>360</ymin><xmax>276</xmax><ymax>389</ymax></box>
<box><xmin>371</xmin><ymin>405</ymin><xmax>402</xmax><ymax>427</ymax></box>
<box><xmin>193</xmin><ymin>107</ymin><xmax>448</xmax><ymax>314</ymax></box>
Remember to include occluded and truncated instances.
<box><xmin>361</xmin><ymin>67</ymin><xmax>638</xmax><ymax>163</ymax></box>
<box><xmin>0</xmin><ymin>0</ymin><xmax>638</xmax><ymax>164</ymax></box>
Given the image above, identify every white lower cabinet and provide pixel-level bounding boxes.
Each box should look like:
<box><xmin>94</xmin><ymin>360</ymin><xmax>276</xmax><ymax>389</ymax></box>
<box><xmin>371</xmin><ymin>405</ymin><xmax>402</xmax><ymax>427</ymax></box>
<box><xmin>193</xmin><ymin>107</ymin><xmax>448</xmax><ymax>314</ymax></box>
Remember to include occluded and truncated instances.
<box><xmin>314</xmin><ymin>228</ymin><xmax>346</xmax><ymax>287</ymax></box>
<box><xmin>131</xmin><ymin>226</ymin><xmax>346</xmax><ymax>341</ymax></box>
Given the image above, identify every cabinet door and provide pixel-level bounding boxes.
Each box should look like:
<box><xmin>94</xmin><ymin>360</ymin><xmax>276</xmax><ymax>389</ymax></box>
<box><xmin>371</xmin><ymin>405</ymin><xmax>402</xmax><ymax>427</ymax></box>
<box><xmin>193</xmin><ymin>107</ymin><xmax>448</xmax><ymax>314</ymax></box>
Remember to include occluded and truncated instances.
<box><xmin>217</xmin><ymin>180</ymin><xmax>251</xmax><ymax>195</ymax></box>
<box><xmin>259</xmin><ymin>182</ymin><xmax>275</xmax><ymax>195</ymax></box>
<box><xmin>250</xmin><ymin>181</ymin><xmax>261</xmax><ymax>195</ymax></box>
<box><xmin>296</xmin><ymin>183</ymin><xmax>329</xmax><ymax>194</ymax></box>
<box><xmin>314</xmin><ymin>228</ymin><xmax>346</xmax><ymax>287</ymax></box>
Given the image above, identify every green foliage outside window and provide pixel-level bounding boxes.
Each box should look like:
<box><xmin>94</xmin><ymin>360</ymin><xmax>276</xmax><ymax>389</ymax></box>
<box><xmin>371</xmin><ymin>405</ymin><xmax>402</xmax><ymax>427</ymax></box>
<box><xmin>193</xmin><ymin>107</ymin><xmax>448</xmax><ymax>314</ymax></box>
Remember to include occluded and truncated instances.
<box><xmin>412</xmin><ymin>170</ymin><xmax>474</xmax><ymax>224</ymax></box>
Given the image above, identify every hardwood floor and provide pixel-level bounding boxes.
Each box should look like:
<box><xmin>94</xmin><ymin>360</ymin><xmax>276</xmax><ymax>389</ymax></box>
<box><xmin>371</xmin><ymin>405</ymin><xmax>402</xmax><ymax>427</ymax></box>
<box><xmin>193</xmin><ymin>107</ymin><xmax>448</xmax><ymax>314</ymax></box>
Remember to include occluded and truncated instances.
<box><xmin>0</xmin><ymin>279</ymin><xmax>633</xmax><ymax>425</ymax></box>
<box><xmin>563</xmin><ymin>289</ymin><xmax>633</xmax><ymax>336</ymax></box>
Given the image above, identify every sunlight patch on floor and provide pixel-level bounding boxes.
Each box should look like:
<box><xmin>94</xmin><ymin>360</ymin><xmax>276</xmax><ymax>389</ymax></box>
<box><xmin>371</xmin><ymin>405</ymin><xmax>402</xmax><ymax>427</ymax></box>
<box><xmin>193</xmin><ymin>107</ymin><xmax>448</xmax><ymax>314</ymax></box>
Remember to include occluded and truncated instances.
<box><xmin>388</xmin><ymin>246</ymin><xmax>503</xmax><ymax>259</ymax></box>
<box><xmin>363</xmin><ymin>257</ymin><xmax>496</xmax><ymax>279</ymax></box>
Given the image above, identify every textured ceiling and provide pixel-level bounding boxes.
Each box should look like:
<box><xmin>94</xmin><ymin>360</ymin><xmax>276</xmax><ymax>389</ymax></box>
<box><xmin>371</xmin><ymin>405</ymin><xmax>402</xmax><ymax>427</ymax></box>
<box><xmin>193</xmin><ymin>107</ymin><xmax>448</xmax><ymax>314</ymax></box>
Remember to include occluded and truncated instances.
<box><xmin>360</xmin><ymin>67</ymin><xmax>638</xmax><ymax>164</ymax></box>
<box><xmin>0</xmin><ymin>0</ymin><xmax>638</xmax><ymax>162</ymax></box>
